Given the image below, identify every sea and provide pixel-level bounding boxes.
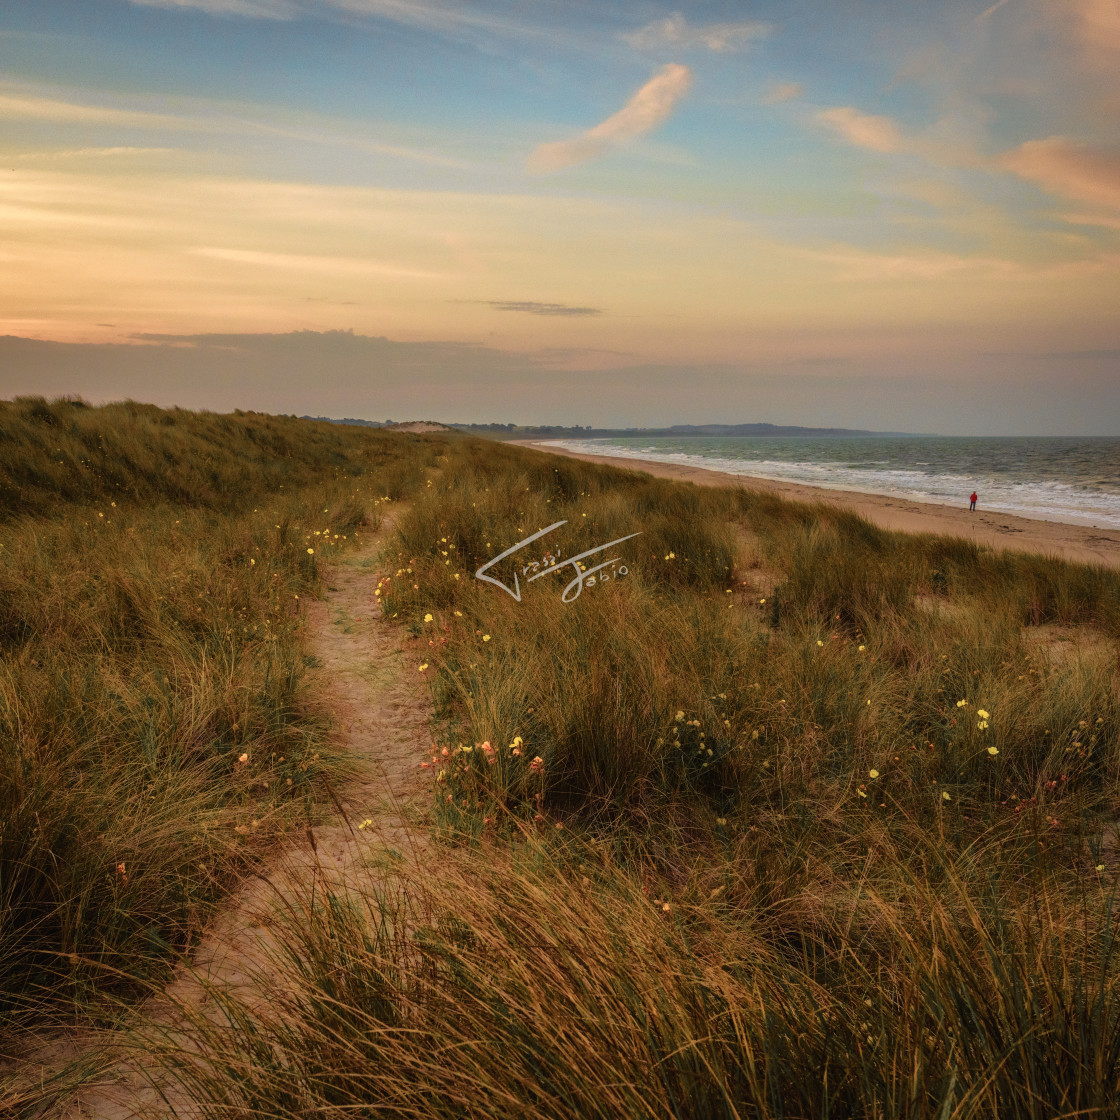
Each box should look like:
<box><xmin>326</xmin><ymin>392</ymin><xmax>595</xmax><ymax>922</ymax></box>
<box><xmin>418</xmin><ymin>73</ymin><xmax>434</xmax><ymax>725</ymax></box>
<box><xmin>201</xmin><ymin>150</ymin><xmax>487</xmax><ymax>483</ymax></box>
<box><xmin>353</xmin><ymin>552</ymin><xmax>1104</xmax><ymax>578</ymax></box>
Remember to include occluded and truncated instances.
<box><xmin>542</xmin><ymin>436</ymin><xmax>1120</xmax><ymax>529</ymax></box>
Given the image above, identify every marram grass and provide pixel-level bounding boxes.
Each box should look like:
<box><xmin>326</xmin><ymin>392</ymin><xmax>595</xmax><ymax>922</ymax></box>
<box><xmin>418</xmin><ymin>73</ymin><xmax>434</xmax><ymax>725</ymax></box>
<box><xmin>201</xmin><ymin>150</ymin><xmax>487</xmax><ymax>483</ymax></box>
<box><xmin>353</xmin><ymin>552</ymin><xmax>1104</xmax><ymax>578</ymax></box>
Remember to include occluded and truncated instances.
<box><xmin>0</xmin><ymin>399</ymin><xmax>443</xmax><ymax>1035</ymax></box>
<box><xmin>303</xmin><ymin>439</ymin><xmax>1120</xmax><ymax>1117</ymax></box>
<box><xmin>7</xmin><ymin>418</ymin><xmax>1120</xmax><ymax>1118</ymax></box>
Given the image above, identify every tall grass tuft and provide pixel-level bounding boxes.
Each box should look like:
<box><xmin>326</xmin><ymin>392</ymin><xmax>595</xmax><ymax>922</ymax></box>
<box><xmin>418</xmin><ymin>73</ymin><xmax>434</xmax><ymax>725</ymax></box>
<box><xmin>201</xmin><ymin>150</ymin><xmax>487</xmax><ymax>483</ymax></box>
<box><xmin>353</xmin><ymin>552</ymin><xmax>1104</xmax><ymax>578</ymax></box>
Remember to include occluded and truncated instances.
<box><xmin>12</xmin><ymin>427</ymin><xmax>1120</xmax><ymax>1117</ymax></box>
<box><xmin>144</xmin><ymin>842</ymin><xmax>1120</xmax><ymax>1119</ymax></box>
<box><xmin>0</xmin><ymin>401</ymin><xmax>445</xmax><ymax>1035</ymax></box>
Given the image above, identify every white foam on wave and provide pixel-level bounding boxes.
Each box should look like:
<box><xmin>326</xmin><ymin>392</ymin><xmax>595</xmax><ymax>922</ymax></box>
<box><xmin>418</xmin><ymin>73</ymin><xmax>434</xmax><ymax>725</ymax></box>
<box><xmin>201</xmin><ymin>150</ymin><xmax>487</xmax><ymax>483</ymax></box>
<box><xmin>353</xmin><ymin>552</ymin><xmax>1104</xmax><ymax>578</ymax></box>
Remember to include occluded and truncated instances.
<box><xmin>544</xmin><ymin>440</ymin><xmax>1120</xmax><ymax>529</ymax></box>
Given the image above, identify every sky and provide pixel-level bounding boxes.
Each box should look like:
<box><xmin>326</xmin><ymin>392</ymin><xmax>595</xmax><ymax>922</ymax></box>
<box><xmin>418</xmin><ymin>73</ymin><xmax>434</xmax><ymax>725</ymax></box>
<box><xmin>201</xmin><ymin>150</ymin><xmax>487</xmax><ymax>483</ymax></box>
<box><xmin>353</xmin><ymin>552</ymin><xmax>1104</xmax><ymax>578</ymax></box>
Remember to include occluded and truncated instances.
<box><xmin>0</xmin><ymin>0</ymin><xmax>1118</xmax><ymax>433</ymax></box>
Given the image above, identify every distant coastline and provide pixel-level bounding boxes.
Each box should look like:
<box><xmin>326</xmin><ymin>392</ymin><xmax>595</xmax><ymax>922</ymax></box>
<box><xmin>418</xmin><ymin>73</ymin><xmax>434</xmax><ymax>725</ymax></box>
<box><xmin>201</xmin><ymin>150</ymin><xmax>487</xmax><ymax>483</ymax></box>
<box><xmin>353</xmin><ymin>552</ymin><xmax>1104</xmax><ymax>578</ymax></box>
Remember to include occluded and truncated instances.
<box><xmin>451</xmin><ymin>421</ymin><xmax>931</xmax><ymax>439</ymax></box>
<box><xmin>516</xmin><ymin>439</ymin><xmax>1120</xmax><ymax>570</ymax></box>
<box><xmin>302</xmin><ymin>417</ymin><xmax>931</xmax><ymax>439</ymax></box>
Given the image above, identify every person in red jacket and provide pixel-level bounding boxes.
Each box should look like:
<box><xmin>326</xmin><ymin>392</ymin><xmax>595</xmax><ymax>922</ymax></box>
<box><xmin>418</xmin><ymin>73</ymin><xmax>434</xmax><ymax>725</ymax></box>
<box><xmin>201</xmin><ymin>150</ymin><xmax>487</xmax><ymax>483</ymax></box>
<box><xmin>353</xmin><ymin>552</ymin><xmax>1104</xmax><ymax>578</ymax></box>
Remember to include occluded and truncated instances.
<box><xmin>969</xmin><ymin>491</ymin><xmax>977</xmax><ymax>512</ymax></box>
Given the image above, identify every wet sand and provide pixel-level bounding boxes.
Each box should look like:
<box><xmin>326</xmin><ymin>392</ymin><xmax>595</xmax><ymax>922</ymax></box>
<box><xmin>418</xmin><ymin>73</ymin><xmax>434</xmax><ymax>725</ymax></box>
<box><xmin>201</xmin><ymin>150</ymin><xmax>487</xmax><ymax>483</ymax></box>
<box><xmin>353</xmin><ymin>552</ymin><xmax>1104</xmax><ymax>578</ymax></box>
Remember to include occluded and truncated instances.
<box><xmin>514</xmin><ymin>441</ymin><xmax>1120</xmax><ymax>570</ymax></box>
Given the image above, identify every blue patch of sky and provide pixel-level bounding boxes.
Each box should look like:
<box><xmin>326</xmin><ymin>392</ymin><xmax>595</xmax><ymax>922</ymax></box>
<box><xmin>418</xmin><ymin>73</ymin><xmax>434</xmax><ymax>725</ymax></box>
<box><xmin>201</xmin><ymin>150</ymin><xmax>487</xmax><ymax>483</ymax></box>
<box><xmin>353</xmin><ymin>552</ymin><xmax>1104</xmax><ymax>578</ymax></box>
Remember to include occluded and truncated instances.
<box><xmin>1</xmin><ymin>0</ymin><xmax>1087</xmax><ymax>234</ymax></box>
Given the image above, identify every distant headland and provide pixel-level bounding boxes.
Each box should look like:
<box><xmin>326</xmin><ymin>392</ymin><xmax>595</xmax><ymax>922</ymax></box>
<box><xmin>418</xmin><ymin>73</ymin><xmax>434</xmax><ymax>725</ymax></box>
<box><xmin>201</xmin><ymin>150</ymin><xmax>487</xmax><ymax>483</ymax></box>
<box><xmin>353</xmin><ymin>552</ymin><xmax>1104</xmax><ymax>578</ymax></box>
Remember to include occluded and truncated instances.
<box><xmin>301</xmin><ymin>418</ymin><xmax>929</xmax><ymax>439</ymax></box>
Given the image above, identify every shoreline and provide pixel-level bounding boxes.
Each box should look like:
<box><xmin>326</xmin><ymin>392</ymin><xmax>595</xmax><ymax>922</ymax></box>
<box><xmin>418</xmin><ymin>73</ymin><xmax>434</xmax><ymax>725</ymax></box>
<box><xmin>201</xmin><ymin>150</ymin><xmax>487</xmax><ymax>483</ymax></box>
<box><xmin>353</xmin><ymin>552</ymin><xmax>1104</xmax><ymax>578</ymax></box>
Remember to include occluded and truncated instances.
<box><xmin>514</xmin><ymin>441</ymin><xmax>1120</xmax><ymax>570</ymax></box>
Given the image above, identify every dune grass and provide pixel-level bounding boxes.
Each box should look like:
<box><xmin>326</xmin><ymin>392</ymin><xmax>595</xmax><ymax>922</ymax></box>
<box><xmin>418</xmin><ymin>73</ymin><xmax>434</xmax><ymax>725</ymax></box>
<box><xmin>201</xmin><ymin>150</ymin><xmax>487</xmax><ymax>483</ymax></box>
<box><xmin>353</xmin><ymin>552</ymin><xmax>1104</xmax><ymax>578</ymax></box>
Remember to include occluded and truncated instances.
<box><xmin>139</xmin><ymin>845</ymin><xmax>1120</xmax><ymax>1119</ymax></box>
<box><xmin>0</xmin><ymin>399</ymin><xmax>442</xmax><ymax>1035</ymax></box>
<box><xmin>136</xmin><ymin>436</ymin><xmax>1120</xmax><ymax>1119</ymax></box>
<box><xmin>7</xmin><ymin>422</ymin><xmax>1120</xmax><ymax>1117</ymax></box>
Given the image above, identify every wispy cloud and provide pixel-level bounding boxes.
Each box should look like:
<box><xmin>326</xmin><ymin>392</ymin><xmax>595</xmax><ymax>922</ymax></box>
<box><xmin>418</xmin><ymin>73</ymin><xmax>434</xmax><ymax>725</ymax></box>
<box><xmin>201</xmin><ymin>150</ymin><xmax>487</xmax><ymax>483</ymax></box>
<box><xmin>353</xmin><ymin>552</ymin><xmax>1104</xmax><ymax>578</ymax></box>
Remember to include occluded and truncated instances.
<box><xmin>998</xmin><ymin>137</ymin><xmax>1120</xmax><ymax>210</ymax></box>
<box><xmin>1070</xmin><ymin>0</ymin><xmax>1120</xmax><ymax>52</ymax></box>
<box><xmin>762</xmin><ymin>82</ymin><xmax>804</xmax><ymax>105</ymax></box>
<box><xmin>814</xmin><ymin>105</ymin><xmax>978</xmax><ymax>169</ymax></box>
<box><xmin>11</xmin><ymin>146</ymin><xmax>176</xmax><ymax>161</ymax></box>
<box><xmin>975</xmin><ymin>0</ymin><xmax>1011</xmax><ymax>21</ymax></box>
<box><xmin>128</xmin><ymin>0</ymin><xmax>558</xmax><ymax>41</ymax></box>
<box><xmin>0</xmin><ymin>85</ymin><xmax>471</xmax><ymax>169</ymax></box>
<box><xmin>472</xmin><ymin>300</ymin><xmax>602</xmax><ymax>317</ymax></box>
<box><xmin>814</xmin><ymin>100</ymin><xmax>1120</xmax><ymax>219</ymax></box>
<box><xmin>135</xmin><ymin>0</ymin><xmax>766</xmax><ymax>50</ymax></box>
<box><xmin>815</xmin><ymin>106</ymin><xmax>904</xmax><ymax>153</ymax></box>
<box><xmin>128</xmin><ymin>0</ymin><xmax>298</xmax><ymax>17</ymax></box>
<box><xmin>189</xmin><ymin>247</ymin><xmax>450</xmax><ymax>279</ymax></box>
<box><xmin>622</xmin><ymin>13</ymin><xmax>768</xmax><ymax>53</ymax></box>
<box><xmin>526</xmin><ymin>63</ymin><xmax>692</xmax><ymax>175</ymax></box>
<box><xmin>801</xmin><ymin>246</ymin><xmax>1019</xmax><ymax>282</ymax></box>
<box><xmin>0</xmin><ymin>92</ymin><xmax>190</xmax><ymax>129</ymax></box>
<box><xmin>238</xmin><ymin>116</ymin><xmax>475</xmax><ymax>169</ymax></box>
<box><xmin>1058</xmin><ymin>210</ymin><xmax>1120</xmax><ymax>230</ymax></box>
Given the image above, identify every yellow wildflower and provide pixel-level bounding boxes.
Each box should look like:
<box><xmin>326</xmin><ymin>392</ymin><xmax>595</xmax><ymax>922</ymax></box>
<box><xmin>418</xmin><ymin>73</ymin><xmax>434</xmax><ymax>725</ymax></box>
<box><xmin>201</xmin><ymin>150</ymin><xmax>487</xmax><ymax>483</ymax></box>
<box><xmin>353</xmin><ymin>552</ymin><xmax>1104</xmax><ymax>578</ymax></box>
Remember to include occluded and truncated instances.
<box><xmin>869</xmin><ymin>769</ymin><xmax>879</xmax><ymax>779</ymax></box>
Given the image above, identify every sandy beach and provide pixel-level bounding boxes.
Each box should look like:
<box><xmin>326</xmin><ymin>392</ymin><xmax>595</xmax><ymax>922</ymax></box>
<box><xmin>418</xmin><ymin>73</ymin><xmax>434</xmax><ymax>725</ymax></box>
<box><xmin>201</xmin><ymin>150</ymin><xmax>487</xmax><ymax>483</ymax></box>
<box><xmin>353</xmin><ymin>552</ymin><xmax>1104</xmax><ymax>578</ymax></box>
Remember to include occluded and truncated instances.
<box><xmin>516</xmin><ymin>441</ymin><xmax>1120</xmax><ymax>570</ymax></box>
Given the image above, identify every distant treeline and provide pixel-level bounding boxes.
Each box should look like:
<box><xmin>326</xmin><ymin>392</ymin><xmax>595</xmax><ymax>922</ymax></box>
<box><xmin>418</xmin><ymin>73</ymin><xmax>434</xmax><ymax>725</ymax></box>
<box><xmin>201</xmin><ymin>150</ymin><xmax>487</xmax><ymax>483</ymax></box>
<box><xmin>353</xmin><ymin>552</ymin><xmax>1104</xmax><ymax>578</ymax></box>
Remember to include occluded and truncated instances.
<box><xmin>307</xmin><ymin>417</ymin><xmax>924</xmax><ymax>439</ymax></box>
<box><xmin>452</xmin><ymin>422</ymin><xmax>919</xmax><ymax>439</ymax></box>
<box><xmin>301</xmin><ymin>415</ymin><xmax>396</xmax><ymax>428</ymax></box>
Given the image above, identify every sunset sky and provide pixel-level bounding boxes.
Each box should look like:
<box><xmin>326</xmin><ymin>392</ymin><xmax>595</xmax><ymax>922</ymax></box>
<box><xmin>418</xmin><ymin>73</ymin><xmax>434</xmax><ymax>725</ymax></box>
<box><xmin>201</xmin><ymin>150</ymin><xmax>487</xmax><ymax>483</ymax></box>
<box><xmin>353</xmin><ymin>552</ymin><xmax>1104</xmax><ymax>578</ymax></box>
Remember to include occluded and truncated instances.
<box><xmin>1</xmin><ymin>0</ymin><xmax>1118</xmax><ymax>432</ymax></box>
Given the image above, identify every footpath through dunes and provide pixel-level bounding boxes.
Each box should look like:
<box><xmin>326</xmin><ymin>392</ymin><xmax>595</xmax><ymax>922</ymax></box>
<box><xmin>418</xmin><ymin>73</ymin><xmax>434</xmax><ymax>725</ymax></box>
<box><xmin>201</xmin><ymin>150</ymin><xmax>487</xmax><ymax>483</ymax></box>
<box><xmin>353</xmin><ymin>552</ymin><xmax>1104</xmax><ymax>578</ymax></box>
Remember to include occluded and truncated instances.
<box><xmin>20</xmin><ymin>519</ymin><xmax>435</xmax><ymax>1120</ymax></box>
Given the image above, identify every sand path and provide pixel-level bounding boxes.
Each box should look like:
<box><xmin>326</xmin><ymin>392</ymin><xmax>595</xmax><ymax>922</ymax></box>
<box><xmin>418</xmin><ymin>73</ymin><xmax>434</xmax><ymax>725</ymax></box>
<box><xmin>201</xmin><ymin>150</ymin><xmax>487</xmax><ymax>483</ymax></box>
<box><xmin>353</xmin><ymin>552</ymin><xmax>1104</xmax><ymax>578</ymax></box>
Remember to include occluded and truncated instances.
<box><xmin>516</xmin><ymin>442</ymin><xmax>1120</xmax><ymax>570</ymax></box>
<box><xmin>8</xmin><ymin>521</ymin><xmax>434</xmax><ymax>1118</ymax></box>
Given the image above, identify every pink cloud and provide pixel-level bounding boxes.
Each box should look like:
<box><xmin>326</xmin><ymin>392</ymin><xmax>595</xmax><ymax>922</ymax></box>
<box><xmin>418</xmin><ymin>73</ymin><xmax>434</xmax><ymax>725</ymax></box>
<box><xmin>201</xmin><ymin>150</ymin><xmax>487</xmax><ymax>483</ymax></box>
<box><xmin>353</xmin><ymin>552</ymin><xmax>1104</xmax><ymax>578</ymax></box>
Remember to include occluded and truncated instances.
<box><xmin>623</xmin><ymin>14</ymin><xmax>768</xmax><ymax>53</ymax></box>
<box><xmin>1070</xmin><ymin>0</ymin><xmax>1120</xmax><ymax>52</ymax></box>
<box><xmin>763</xmin><ymin>82</ymin><xmax>804</xmax><ymax>105</ymax></box>
<box><xmin>999</xmin><ymin>137</ymin><xmax>1120</xmax><ymax>210</ymax></box>
<box><xmin>527</xmin><ymin>64</ymin><xmax>692</xmax><ymax>174</ymax></box>
<box><xmin>815</xmin><ymin>107</ymin><xmax>904</xmax><ymax>153</ymax></box>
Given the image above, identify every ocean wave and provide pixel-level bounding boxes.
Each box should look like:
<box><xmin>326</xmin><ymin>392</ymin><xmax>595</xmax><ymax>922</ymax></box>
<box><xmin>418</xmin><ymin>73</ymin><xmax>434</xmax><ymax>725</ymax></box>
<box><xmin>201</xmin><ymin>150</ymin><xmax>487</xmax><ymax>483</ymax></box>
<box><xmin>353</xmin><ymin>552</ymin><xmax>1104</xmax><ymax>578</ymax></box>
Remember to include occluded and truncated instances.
<box><xmin>545</xmin><ymin>440</ymin><xmax>1120</xmax><ymax>528</ymax></box>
